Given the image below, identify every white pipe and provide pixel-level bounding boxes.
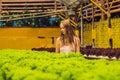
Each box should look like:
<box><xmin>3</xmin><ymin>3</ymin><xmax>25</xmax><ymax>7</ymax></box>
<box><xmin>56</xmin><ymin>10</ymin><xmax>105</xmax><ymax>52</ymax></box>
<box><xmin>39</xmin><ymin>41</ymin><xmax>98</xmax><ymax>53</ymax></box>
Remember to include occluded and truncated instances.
<box><xmin>80</xmin><ymin>13</ymin><xmax>83</xmax><ymax>46</ymax></box>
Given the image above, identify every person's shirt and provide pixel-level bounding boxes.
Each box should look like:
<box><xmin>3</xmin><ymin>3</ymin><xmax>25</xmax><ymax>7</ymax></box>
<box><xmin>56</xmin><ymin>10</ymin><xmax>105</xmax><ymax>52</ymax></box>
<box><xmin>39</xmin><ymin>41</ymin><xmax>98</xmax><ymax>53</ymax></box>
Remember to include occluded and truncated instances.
<box><xmin>60</xmin><ymin>43</ymin><xmax>75</xmax><ymax>54</ymax></box>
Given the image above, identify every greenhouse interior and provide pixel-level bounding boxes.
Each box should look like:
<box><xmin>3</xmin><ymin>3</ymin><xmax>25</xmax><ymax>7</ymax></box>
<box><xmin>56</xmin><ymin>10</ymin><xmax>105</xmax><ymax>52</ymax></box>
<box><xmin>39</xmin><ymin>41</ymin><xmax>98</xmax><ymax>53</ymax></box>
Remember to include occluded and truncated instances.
<box><xmin>0</xmin><ymin>0</ymin><xmax>120</xmax><ymax>80</ymax></box>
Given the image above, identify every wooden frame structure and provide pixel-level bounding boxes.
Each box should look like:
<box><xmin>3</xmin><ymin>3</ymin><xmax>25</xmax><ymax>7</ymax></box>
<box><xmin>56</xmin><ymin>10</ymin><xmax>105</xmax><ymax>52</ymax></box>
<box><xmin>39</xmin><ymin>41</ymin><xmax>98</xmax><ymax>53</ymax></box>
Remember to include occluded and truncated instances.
<box><xmin>0</xmin><ymin>0</ymin><xmax>64</xmax><ymax>14</ymax></box>
<box><xmin>0</xmin><ymin>0</ymin><xmax>120</xmax><ymax>20</ymax></box>
<box><xmin>82</xmin><ymin>0</ymin><xmax>120</xmax><ymax>19</ymax></box>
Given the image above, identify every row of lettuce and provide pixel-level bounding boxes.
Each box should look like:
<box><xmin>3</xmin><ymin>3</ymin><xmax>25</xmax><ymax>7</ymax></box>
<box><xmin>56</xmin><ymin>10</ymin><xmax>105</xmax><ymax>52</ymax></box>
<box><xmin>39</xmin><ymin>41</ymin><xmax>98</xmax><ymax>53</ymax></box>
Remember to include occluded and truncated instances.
<box><xmin>0</xmin><ymin>49</ymin><xmax>120</xmax><ymax>80</ymax></box>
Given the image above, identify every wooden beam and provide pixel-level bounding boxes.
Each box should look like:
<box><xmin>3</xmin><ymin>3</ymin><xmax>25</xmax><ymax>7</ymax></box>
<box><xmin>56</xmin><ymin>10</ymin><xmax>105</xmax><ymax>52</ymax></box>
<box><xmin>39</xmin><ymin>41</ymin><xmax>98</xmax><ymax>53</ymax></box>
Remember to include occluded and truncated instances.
<box><xmin>54</xmin><ymin>0</ymin><xmax>57</xmax><ymax>11</ymax></box>
<box><xmin>2</xmin><ymin>3</ymin><xmax>61</xmax><ymax>6</ymax></box>
<box><xmin>83</xmin><ymin>8</ymin><xmax>120</xmax><ymax>19</ymax></box>
<box><xmin>2</xmin><ymin>6</ymin><xmax>63</xmax><ymax>10</ymax></box>
<box><xmin>2</xmin><ymin>0</ymin><xmax>55</xmax><ymax>2</ymax></box>
<box><xmin>1</xmin><ymin>0</ymin><xmax>64</xmax><ymax>14</ymax></box>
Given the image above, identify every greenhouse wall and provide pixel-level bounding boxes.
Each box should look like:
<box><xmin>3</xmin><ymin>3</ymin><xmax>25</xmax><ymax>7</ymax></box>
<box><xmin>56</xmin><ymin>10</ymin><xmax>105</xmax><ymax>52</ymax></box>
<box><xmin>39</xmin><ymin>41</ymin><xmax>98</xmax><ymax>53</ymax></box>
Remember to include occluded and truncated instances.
<box><xmin>83</xmin><ymin>18</ymin><xmax>120</xmax><ymax>48</ymax></box>
<box><xmin>0</xmin><ymin>27</ymin><xmax>60</xmax><ymax>49</ymax></box>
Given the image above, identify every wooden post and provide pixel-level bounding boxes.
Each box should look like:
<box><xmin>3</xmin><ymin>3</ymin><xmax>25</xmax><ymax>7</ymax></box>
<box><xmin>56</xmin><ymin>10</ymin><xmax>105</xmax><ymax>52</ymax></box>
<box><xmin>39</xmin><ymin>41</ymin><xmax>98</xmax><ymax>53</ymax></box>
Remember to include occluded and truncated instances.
<box><xmin>92</xmin><ymin>4</ymin><xmax>94</xmax><ymax>29</ymax></box>
<box><xmin>0</xmin><ymin>0</ymin><xmax>2</xmax><ymax>15</ymax></box>
<box><xmin>92</xmin><ymin>3</ymin><xmax>95</xmax><ymax>47</ymax></box>
<box><xmin>100</xmin><ymin>0</ymin><xmax>105</xmax><ymax>20</ymax></box>
<box><xmin>106</xmin><ymin>0</ymin><xmax>111</xmax><ymax>28</ymax></box>
<box><xmin>54</xmin><ymin>0</ymin><xmax>57</xmax><ymax>11</ymax></box>
<box><xmin>106</xmin><ymin>0</ymin><xmax>112</xmax><ymax>48</ymax></box>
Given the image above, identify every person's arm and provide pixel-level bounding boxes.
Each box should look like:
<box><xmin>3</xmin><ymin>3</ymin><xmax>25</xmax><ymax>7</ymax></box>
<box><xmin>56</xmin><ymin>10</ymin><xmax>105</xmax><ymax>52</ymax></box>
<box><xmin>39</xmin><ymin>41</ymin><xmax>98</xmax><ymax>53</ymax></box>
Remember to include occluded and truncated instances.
<box><xmin>55</xmin><ymin>37</ymin><xmax>60</xmax><ymax>53</ymax></box>
<box><xmin>76</xmin><ymin>37</ymin><xmax>80</xmax><ymax>52</ymax></box>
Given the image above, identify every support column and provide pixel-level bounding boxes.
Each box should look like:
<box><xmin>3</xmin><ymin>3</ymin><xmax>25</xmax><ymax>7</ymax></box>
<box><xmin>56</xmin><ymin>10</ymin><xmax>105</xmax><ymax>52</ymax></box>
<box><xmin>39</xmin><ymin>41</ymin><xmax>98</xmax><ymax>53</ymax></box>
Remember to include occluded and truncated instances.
<box><xmin>106</xmin><ymin>0</ymin><xmax>111</xmax><ymax>28</ymax></box>
<box><xmin>0</xmin><ymin>0</ymin><xmax>2</xmax><ymax>15</ymax></box>
<box><xmin>106</xmin><ymin>0</ymin><xmax>112</xmax><ymax>48</ymax></box>
<box><xmin>100</xmin><ymin>0</ymin><xmax>105</xmax><ymax>20</ymax></box>
<box><xmin>92</xmin><ymin>3</ymin><xmax>96</xmax><ymax>47</ymax></box>
<box><xmin>80</xmin><ymin>3</ymin><xmax>83</xmax><ymax>46</ymax></box>
<box><xmin>54</xmin><ymin>0</ymin><xmax>57</xmax><ymax>11</ymax></box>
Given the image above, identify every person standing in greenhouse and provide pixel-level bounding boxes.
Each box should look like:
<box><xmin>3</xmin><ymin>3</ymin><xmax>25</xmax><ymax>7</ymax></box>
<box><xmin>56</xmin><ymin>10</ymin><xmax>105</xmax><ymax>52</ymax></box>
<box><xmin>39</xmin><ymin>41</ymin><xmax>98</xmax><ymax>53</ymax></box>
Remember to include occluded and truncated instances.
<box><xmin>56</xmin><ymin>19</ymin><xmax>80</xmax><ymax>53</ymax></box>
